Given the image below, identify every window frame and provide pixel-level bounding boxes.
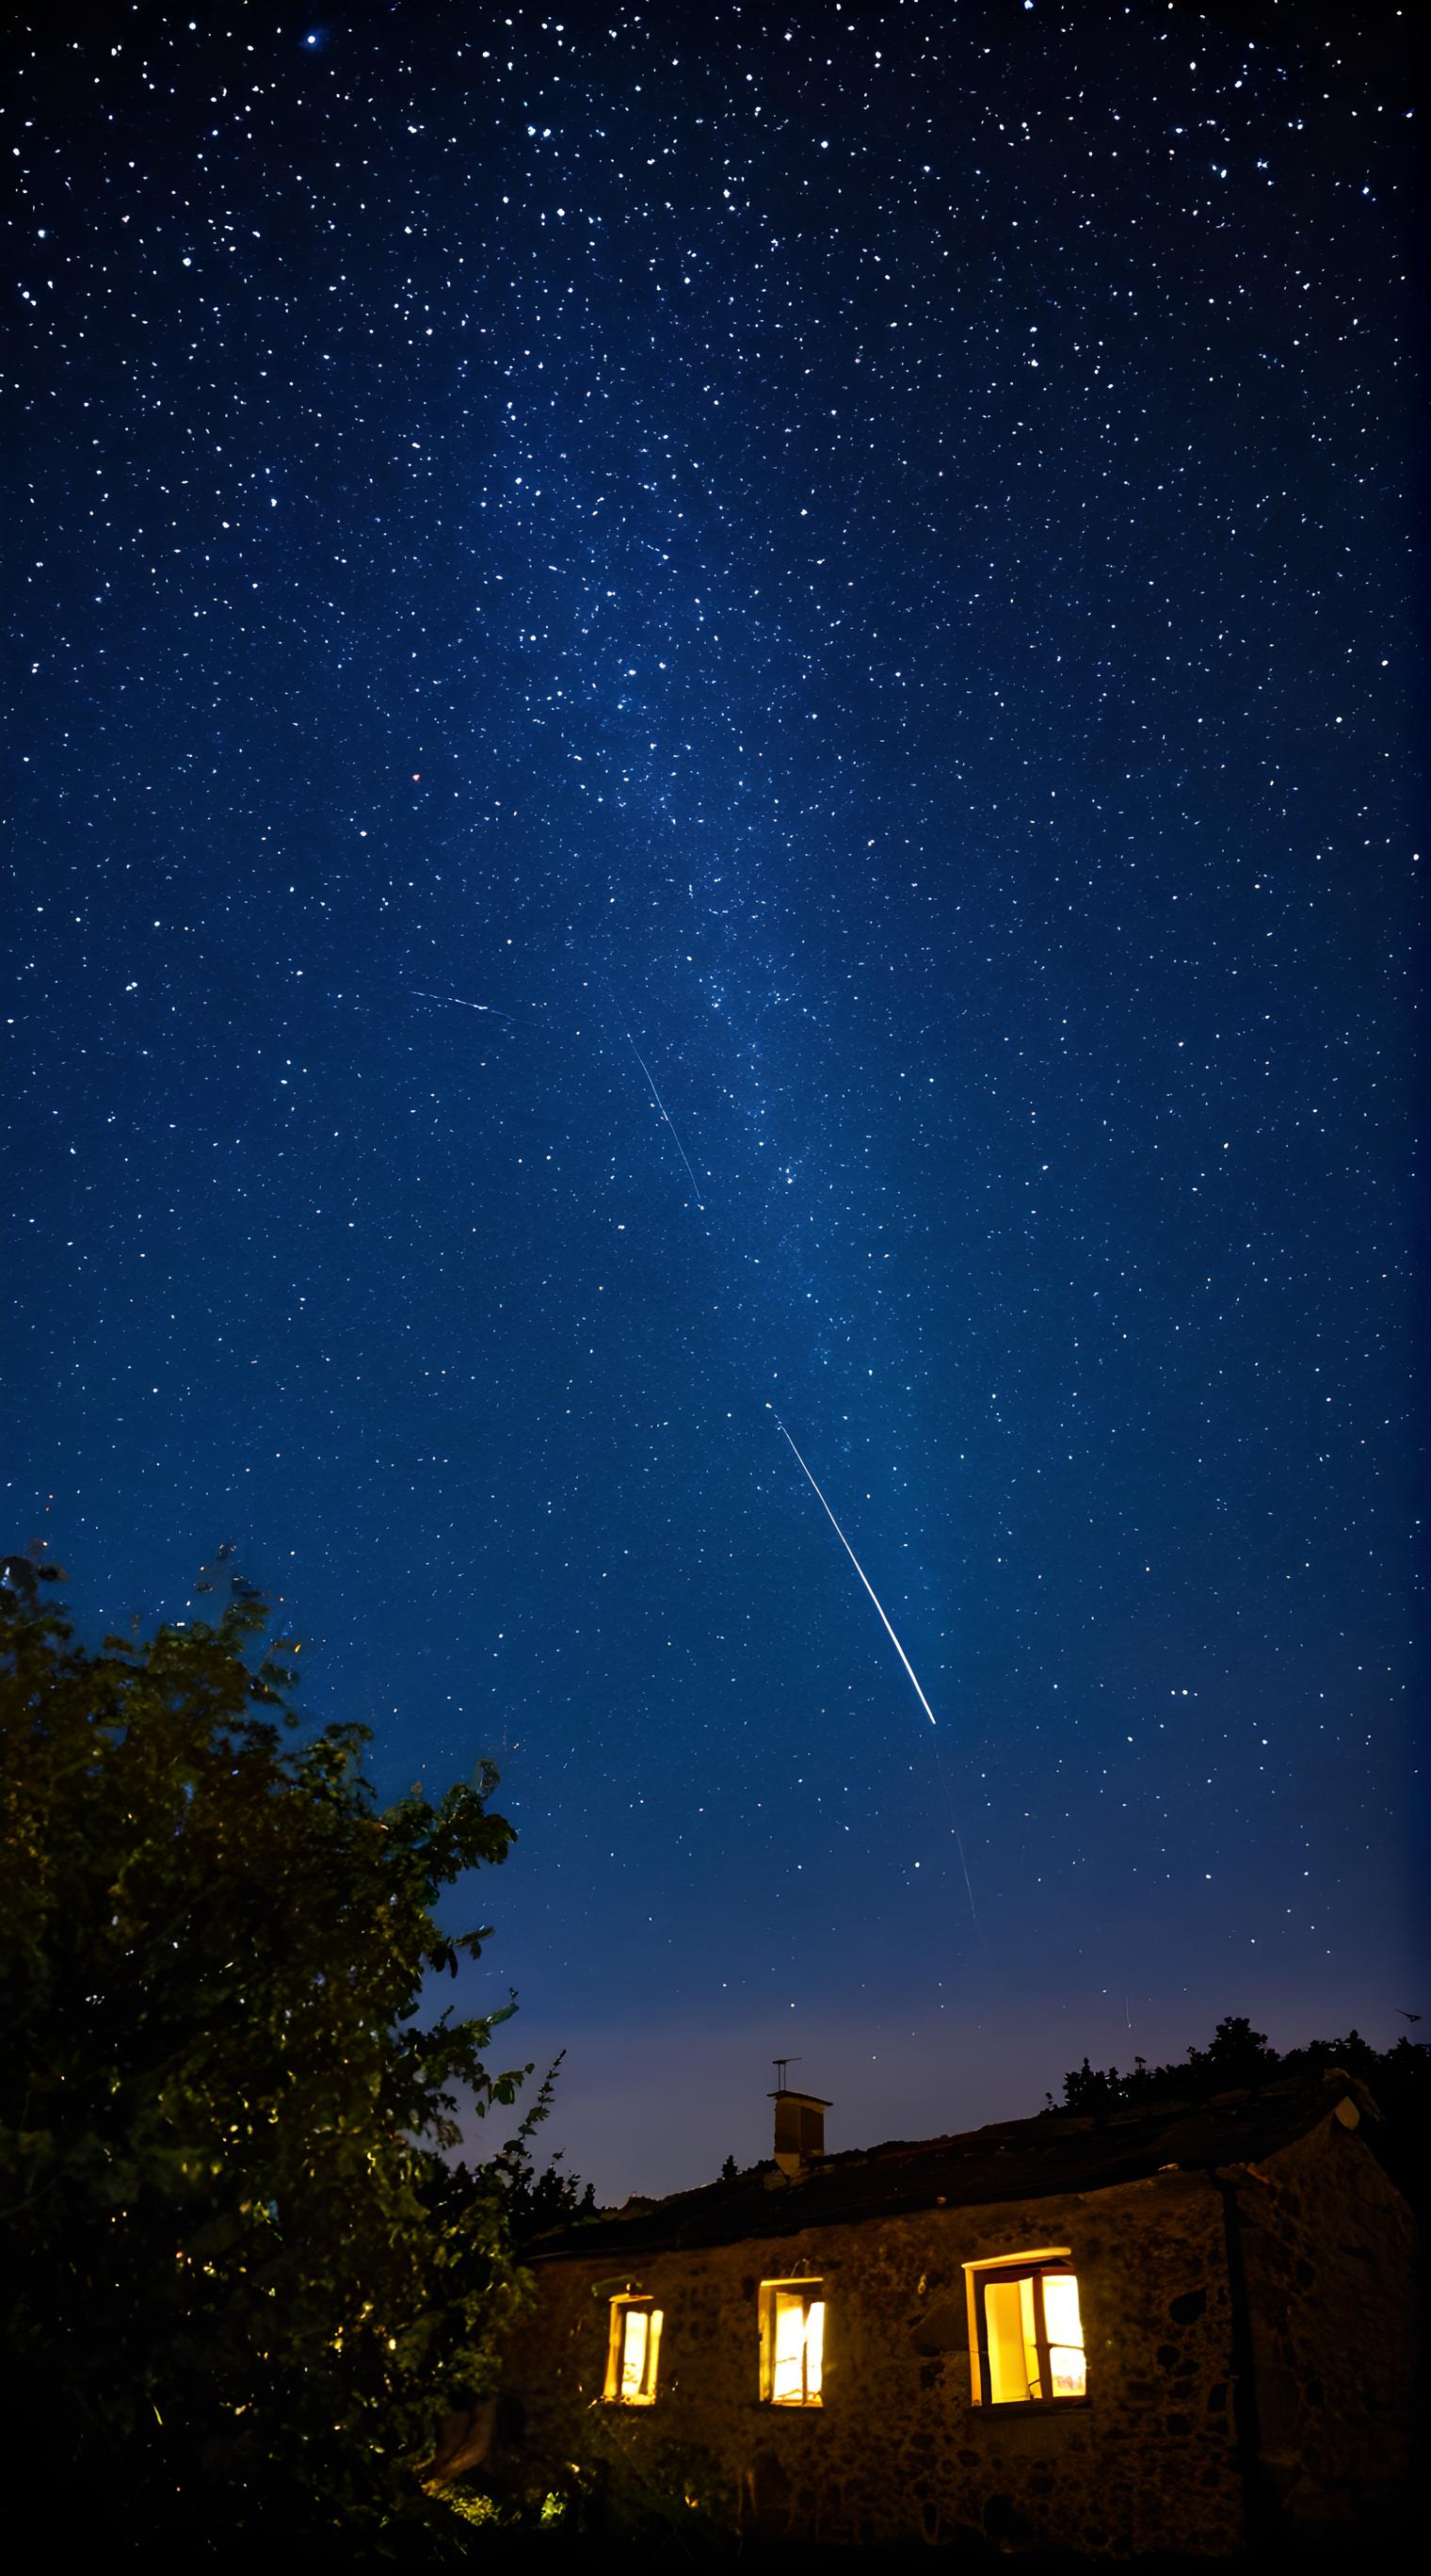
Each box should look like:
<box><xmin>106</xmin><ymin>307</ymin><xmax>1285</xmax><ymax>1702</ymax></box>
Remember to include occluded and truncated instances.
<box><xmin>967</xmin><ymin>2257</ymin><xmax>1088</xmax><ymax>2410</ymax></box>
<box><xmin>603</xmin><ymin>2294</ymin><xmax>663</xmax><ymax>2407</ymax></box>
<box><xmin>759</xmin><ymin>2276</ymin><xmax>826</xmax><ymax>2408</ymax></box>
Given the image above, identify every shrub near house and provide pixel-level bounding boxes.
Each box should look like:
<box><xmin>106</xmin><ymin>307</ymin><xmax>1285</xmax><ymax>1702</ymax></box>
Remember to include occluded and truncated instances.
<box><xmin>0</xmin><ymin>1556</ymin><xmax>531</xmax><ymax>2552</ymax></box>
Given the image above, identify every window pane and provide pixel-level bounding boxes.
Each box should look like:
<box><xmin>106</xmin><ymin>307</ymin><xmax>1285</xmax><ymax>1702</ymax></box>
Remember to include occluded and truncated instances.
<box><xmin>766</xmin><ymin>2285</ymin><xmax>823</xmax><ymax>2406</ymax></box>
<box><xmin>619</xmin><ymin>2307</ymin><xmax>649</xmax><ymax>2399</ymax></box>
<box><xmin>804</xmin><ymin>2298</ymin><xmax>825</xmax><ymax>2398</ymax></box>
<box><xmin>1042</xmin><ymin>2273</ymin><xmax>1085</xmax><ymax>2395</ymax></box>
<box><xmin>977</xmin><ymin>2265</ymin><xmax>1087</xmax><ymax>2406</ymax></box>
<box><xmin>1049</xmin><ymin>2343</ymin><xmax>1086</xmax><ymax>2397</ymax></box>
<box><xmin>983</xmin><ymin>2287</ymin><xmax>1029</xmax><ymax>2400</ymax></box>
<box><xmin>1041</xmin><ymin>2272</ymin><xmax>1083</xmax><ymax>2351</ymax></box>
<box><xmin>984</xmin><ymin>2275</ymin><xmax>1043</xmax><ymax>2404</ymax></box>
<box><xmin>772</xmin><ymin>2291</ymin><xmax>807</xmax><ymax>2403</ymax></box>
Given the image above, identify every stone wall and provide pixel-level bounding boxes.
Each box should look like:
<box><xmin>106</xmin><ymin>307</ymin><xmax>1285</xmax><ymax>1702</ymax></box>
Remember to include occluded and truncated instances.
<box><xmin>1237</xmin><ymin>2107</ymin><xmax>1418</xmax><ymax>2534</ymax></box>
<box><xmin>500</xmin><ymin>2166</ymin><xmax>1254</xmax><ymax>2554</ymax></box>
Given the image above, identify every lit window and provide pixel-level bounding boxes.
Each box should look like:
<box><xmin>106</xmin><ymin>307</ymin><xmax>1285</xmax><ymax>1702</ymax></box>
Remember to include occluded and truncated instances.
<box><xmin>603</xmin><ymin>2296</ymin><xmax>663</xmax><ymax>2405</ymax></box>
<box><xmin>760</xmin><ymin>2278</ymin><xmax>825</xmax><ymax>2407</ymax></box>
<box><xmin>968</xmin><ymin>2260</ymin><xmax>1086</xmax><ymax>2407</ymax></box>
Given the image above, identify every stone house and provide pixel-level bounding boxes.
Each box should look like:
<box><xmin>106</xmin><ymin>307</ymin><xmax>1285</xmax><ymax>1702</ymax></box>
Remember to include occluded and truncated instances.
<box><xmin>497</xmin><ymin>2069</ymin><xmax>1416</xmax><ymax>2553</ymax></box>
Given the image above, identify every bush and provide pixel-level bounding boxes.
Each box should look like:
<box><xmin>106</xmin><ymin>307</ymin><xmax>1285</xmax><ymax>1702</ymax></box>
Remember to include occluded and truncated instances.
<box><xmin>0</xmin><ymin>1551</ymin><xmax>533</xmax><ymax>2552</ymax></box>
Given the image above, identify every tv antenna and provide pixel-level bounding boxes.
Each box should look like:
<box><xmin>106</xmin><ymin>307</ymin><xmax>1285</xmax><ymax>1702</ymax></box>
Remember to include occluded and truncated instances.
<box><xmin>771</xmin><ymin>2057</ymin><xmax>802</xmax><ymax>2091</ymax></box>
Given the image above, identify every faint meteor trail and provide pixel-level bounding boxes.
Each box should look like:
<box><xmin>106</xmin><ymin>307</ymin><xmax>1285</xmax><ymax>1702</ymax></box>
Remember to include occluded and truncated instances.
<box><xmin>405</xmin><ymin>987</ymin><xmax>516</xmax><ymax>1020</ymax></box>
<box><xmin>413</xmin><ymin>971</ymin><xmax>972</xmax><ymax>1930</ymax></box>
<box><xmin>773</xmin><ymin>1411</ymin><xmax>981</xmax><ymax>1939</ymax></box>
<box><xmin>618</xmin><ymin>1013</ymin><xmax>706</xmax><ymax>1210</ymax></box>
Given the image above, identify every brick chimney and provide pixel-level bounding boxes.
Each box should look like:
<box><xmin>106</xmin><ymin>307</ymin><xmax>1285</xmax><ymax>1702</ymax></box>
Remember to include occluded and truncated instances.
<box><xmin>769</xmin><ymin>2085</ymin><xmax>831</xmax><ymax>2178</ymax></box>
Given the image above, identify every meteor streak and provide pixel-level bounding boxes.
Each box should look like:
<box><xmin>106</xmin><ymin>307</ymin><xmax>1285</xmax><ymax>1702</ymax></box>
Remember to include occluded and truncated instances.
<box><xmin>774</xmin><ymin>1411</ymin><xmax>981</xmax><ymax>1938</ymax></box>
<box><xmin>619</xmin><ymin>1014</ymin><xmax>706</xmax><ymax>1210</ymax></box>
<box><xmin>405</xmin><ymin>987</ymin><xmax>515</xmax><ymax>1020</ymax></box>
<box><xmin>775</xmin><ymin>1415</ymin><xmax>938</xmax><ymax>1726</ymax></box>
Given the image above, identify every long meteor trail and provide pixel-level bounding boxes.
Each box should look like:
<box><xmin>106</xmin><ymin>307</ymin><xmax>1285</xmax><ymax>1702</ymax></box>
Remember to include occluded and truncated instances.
<box><xmin>619</xmin><ymin>1015</ymin><xmax>706</xmax><ymax>1210</ymax></box>
<box><xmin>774</xmin><ymin>1411</ymin><xmax>981</xmax><ymax>1937</ymax></box>
<box><xmin>775</xmin><ymin>1415</ymin><xmax>938</xmax><ymax>1726</ymax></box>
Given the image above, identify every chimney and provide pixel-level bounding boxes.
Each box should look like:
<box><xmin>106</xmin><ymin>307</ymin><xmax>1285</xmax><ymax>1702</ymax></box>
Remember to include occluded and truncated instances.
<box><xmin>769</xmin><ymin>2080</ymin><xmax>831</xmax><ymax>2178</ymax></box>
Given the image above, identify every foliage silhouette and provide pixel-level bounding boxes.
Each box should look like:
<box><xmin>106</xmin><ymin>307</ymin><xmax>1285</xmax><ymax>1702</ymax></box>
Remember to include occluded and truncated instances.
<box><xmin>1047</xmin><ymin>2012</ymin><xmax>1430</xmax><ymax>2202</ymax></box>
<box><xmin>436</xmin><ymin>2055</ymin><xmax>597</xmax><ymax>2254</ymax></box>
<box><xmin>0</xmin><ymin>1553</ymin><xmax>534</xmax><ymax>2552</ymax></box>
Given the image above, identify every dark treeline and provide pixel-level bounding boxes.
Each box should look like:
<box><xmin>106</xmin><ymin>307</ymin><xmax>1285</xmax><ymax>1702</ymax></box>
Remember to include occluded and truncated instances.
<box><xmin>1048</xmin><ymin>2013</ymin><xmax>1430</xmax><ymax>2202</ymax></box>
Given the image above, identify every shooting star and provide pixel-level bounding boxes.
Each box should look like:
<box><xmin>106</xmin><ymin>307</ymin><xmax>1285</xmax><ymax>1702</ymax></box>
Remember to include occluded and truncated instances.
<box><xmin>405</xmin><ymin>987</ymin><xmax>516</xmax><ymax>1021</ymax></box>
<box><xmin>775</xmin><ymin>1414</ymin><xmax>938</xmax><ymax>1726</ymax></box>
<box><xmin>773</xmin><ymin>1410</ymin><xmax>981</xmax><ymax>1937</ymax></box>
<box><xmin>619</xmin><ymin>1013</ymin><xmax>706</xmax><ymax>1210</ymax></box>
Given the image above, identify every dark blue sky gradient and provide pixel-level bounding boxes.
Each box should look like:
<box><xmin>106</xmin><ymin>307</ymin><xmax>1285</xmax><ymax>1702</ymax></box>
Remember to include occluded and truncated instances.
<box><xmin>7</xmin><ymin>2</ymin><xmax>1423</xmax><ymax>2197</ymax></box>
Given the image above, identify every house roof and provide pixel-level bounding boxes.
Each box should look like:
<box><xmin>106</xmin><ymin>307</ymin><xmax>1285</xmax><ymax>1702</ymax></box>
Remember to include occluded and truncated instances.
<box><xmin>530</xmin><ymin>2071</ymin><xmax>1370</xmax><ymax>2263</ymax></box>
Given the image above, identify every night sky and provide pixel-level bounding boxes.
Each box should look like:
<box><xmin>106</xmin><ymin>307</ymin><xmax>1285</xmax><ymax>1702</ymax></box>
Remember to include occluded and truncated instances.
<box><xmin>8</xmin><ymin>3</ymin><xmax>1423</xmax><ymax>2200</ymax></box>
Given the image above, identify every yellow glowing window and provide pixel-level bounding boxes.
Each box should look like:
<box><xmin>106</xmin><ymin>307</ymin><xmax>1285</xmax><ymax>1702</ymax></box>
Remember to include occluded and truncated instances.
<box><xmin>973</xmin><ymin>2263</ymin><xmax>1086</xmax><ymax>2407</ymax></box>
<box><xmin>603</xmin><ymin>2297</ymin><xmax>663</xmax><ymax>2405</ymax></box>
<box><xmin>760</xmin><ymin>2280</ymin><xmax>825</xmax><ymax>2407</ymax></box>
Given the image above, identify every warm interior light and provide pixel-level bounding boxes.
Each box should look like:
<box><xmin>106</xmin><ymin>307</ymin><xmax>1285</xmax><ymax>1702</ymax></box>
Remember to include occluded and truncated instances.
<box><xmin>1043</xmin><ymin>2271</ymin><xmax>1087</xmax><ymax>2397</ymax></box>
<box><xmin>771</xmin><ymin>2294</ymin><xmax>804</xmax><ymax>2401</ymax></box>
<box><xmin>619</xmin><ymin>2307</ymin><xmax>649</xmax><ymax>2400</ymax></box>
<box><xmin>984</xmin><ymin>2272</ymin><xmax>1042</xmax><ymax>2404</ymax></box>
<box><xmin>766</xmin><ymin>2282</ymin><xmax>825</xmax><ymax>2406</ymax></box>
<box><xmin>804</xmin><ymin>2294</ymin><xmax>825</xmax><ymax>2397</ymax></box>
<box><xmin>976</xmin><ymin>2263</ymin><xmax>1086</xmax><ymax>2406</ymax></box>
<box><xmin>606</xmin><ymin>2298</ymin><xmax>662</xmax><ymax>2405</ymax></box>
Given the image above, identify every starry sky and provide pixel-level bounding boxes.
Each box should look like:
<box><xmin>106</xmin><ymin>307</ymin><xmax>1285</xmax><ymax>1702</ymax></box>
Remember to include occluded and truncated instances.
<box><xmin>7</xmin><ymin>2</ymin><xmax>1423</xmax><ymax>2201</ymax></box>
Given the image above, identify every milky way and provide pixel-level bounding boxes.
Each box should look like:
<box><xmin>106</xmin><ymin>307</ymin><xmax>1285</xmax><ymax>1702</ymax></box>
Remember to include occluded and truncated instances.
<box><xmin>6</xmin><ymin>3</ymin><xmax>1422</xmax><ymax>2194</ymax></box>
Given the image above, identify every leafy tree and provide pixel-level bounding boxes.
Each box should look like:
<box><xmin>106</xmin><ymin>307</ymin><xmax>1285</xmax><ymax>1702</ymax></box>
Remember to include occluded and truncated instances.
<box><xmin>0</xmin><ymin>1552</ymin><xmax>534</xmax><ymax>2551</ymax></box>
<box><xmin>436</xmin><ymin>2056</ymin><xmax>597</xmax><ymax>2255</ymax></box>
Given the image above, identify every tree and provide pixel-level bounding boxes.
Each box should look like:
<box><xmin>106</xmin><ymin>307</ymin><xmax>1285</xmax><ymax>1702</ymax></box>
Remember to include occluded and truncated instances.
<box><xmin>0</xmin><ymin>1552</ymin><xmax>533</xmax><ymax>2550</ymax></box>
<box><xmin>1053</xmin><ymin>2013</ymin><xmax>1278</xmax><ymax>2114</ymax></box>
<box><xmin>485</xmin><ymin>2063</ymin><xmax>599</xmax><ymax>2248</ymax></box>
<box><xmin>433</xmin><ymin>2055</ymin><xmax>597</xmax><ymax>2259</ymax></box>
<box><xmin>1045</xmin><ymin>2010</ymin><xmax>1430</xmax><ymax>2204</ymax></box>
